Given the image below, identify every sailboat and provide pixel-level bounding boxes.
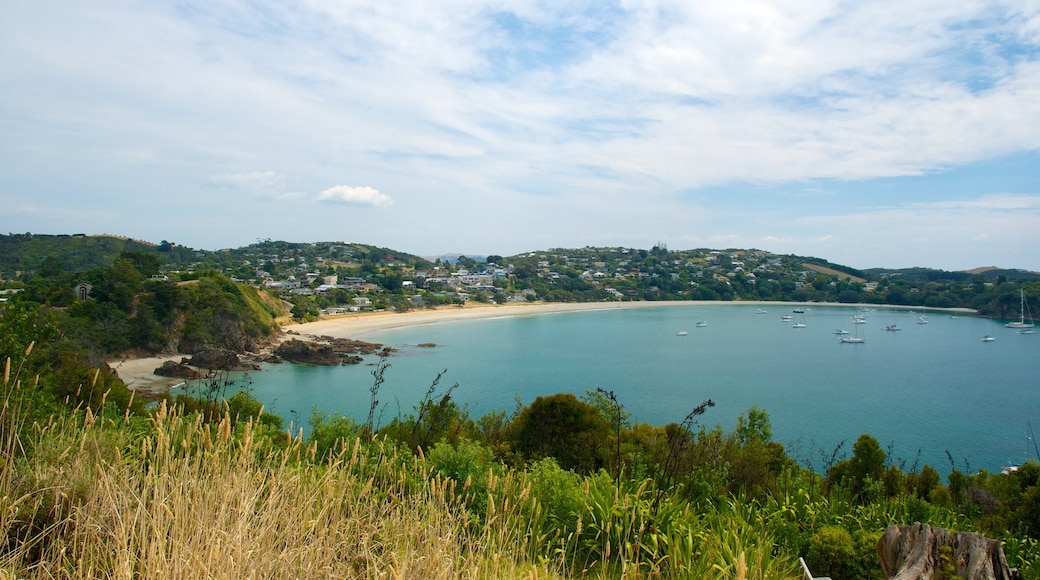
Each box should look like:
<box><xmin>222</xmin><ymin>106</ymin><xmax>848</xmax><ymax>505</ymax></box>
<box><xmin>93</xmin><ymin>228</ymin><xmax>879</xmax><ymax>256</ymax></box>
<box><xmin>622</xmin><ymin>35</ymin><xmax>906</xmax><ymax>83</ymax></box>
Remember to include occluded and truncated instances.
<box><xmin>1005</xmin><ymin>289</ymin><xmax>1034</xmax><ymax>329</ymax></box>
<box><xmin>839</xmin><ymin>323</ymin><xmax>865</xmax><ymax>343</ymax></box>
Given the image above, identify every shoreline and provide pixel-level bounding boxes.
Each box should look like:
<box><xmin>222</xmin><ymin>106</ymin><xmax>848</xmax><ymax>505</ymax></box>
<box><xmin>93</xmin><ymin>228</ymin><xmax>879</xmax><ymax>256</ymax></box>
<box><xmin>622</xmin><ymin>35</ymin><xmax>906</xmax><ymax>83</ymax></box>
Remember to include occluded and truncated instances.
<box><xmin>110</xmin><ymin>300</ymin><xmax>978</xmax><ymax>393</ymax></box>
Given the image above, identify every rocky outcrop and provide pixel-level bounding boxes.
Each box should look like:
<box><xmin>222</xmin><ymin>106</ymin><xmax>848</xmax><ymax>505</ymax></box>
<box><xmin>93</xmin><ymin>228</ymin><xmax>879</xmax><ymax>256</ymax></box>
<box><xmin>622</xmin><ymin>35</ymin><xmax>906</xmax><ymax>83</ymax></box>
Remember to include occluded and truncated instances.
<box><xmin>877</xmin><ymin>523</ymin><xmax>1016</xmax><ymax>580</ymax></box>
<box><xmin>272</xmin><ymin>337</ymin><xmax>395</xmax><ymax>366</ymax></box>
<box><xmin>153</xmin><ymin>360</ymin><xmax>200</xmax><ymax>380</ymax></box>
<box><xmin>186</xmin><ymin>348</ymin><xmax>261</xmax><ymax>371</ymax></box>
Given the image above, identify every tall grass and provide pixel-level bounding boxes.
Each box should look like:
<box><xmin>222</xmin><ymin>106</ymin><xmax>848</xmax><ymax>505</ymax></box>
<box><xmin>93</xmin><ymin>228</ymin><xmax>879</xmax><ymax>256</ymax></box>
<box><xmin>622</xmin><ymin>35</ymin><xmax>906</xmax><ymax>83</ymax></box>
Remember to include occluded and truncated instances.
<box><xmin>0</xmin><ymin>359</ymin><xmax>562</xmax><ymax>578</ymax></box>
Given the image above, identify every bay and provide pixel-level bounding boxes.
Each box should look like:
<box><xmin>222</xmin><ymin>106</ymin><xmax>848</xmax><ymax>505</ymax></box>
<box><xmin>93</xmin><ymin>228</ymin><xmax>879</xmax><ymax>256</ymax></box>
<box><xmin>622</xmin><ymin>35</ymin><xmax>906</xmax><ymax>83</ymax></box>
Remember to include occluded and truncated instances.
<box><xmin>229</xmin><ymin>304</ymin><xmax>1040</xmax><ymax>474</ymax></box>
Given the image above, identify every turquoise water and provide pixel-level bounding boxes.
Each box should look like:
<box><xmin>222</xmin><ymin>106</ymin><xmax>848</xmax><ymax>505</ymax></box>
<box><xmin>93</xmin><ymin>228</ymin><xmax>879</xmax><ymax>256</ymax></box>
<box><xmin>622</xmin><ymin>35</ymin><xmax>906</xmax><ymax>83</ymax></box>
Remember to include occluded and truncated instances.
<box><xmin>227</xmin><ymin>304</ymin><xmax>1040</xmax><ymax>474</ymax></box>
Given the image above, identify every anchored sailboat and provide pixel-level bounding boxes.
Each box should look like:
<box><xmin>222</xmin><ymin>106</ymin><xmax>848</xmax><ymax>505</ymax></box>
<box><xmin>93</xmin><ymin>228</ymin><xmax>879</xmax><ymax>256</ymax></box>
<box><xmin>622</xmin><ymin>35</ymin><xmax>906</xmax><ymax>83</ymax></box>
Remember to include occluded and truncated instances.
<box><xmin>1005</xmin><ymin>289</ymin><xmax>1034</xmax><ymax>329</ymax></box>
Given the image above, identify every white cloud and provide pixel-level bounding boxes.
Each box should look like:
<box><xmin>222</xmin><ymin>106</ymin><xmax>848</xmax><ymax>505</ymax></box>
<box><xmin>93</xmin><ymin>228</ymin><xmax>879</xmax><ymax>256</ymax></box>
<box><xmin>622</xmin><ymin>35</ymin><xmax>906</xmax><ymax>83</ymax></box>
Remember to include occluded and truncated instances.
<box><xmin>317</xmin><ymin>185</ymin><xmax>394</xmax><ymax>207</ymax></box>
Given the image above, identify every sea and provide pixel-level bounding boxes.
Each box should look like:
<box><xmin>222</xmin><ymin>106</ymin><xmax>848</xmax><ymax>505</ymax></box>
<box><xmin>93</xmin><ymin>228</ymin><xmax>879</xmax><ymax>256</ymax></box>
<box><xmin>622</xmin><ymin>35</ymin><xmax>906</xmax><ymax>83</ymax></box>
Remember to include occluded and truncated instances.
<box><xmin>213</xmin><ymin>304</ymin><xmax>1040</xmax><ymax>475</ymax></box>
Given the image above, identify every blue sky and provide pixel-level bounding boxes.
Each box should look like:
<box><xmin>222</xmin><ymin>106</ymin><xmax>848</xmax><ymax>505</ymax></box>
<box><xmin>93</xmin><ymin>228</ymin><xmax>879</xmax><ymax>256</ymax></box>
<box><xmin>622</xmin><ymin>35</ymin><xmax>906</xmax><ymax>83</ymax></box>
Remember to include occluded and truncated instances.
<box><xmin>1</xmin><ymin>1</ymin><xmax>1038</xmax><ymax>271</ymax></box>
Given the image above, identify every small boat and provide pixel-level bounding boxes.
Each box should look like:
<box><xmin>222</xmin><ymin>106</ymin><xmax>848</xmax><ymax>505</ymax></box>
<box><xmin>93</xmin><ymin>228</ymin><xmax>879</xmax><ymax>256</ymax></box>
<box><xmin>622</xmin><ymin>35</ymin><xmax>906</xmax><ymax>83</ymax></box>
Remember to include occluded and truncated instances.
<box><xmin>780</xmin><ymin>315</ymin><xmax>793</xmax><ymax>321</ymax></box>
<box><xmin>695</xmin><ymin>321</ymin><xmax>707</xmax><ymax>328</ymax></box>
<box><xmin>792</xmin><ymin>309</ymin><xmax>806</xmax><ymax>314</ymax></box>
<box><xmin>676</xmin><ymin>331</ymin><xmax>688</xmax><ymax>336</ymax></box>
<box><xmin>1005</xmin><ymin>289</ymin><xmax>1035</xmax><ymax>329</ymax></box>
<box><xmin>755</xmin><ymin>308</ymin><xmax>767</xmax><ymax>314</ymax></box>
<box><xmin>852</xmin><ymin>316</ymin><xmax>867</xmax><ymax>324</ymax></box>
<box><xmin>1021</xmin><ymin>328</ymin><xmax>1036</xmax><ymax>335</ymax></box>
<box><xmin>981</xmin><ymin>334</ymin><xmax>996</xmax><ymax>342</ymax></box>
<box><xmin>840</xmin><ymin>323</ymin><xmax>865</xmax><ymax>343</ymax></box>
<box><xmin>916</xmin><ymin>316</ymin><xmax>928</xmax><ymax>324</ymax></box>
<box><xmin>885</xmin><ymin>324</ymin><xmax>901</xmax><ymax>332</ymax></box>
<box><xmin>834</xmin><ymin>329</ymin><xmax>849</xmax><ymax>335</ymax></box>
<box><xmin>792</xmin><ymin>322</ymin><xmax>806</xmax><ymax>328</ymax></box>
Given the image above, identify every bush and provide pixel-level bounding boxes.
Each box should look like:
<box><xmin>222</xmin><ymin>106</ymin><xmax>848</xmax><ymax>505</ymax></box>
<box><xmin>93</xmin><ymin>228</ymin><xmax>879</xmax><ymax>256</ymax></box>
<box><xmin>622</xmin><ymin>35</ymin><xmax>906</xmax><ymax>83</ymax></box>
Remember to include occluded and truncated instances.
<box><xmin>428</xmin><ymin>439</ymin><xmax>495</xmax><ymax>515</ymax></box>
<box><xmin>807</xmin><ymin>525</ymin><xmax>855</xmax><ymax>577</ymax></box>
<box><xmin>308</xmin><ymin>408</ymin><xmax>360</xmax><ymax>461</ymax></box>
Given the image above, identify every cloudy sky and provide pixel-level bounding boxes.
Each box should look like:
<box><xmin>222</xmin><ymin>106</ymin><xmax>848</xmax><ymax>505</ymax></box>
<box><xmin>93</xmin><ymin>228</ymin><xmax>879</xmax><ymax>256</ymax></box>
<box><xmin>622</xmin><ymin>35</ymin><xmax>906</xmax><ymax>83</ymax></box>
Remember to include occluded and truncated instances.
<box><xmin>2</xmin><ymin>1</ymin><xmax>1038</xmax><ymax>270</ymax></box>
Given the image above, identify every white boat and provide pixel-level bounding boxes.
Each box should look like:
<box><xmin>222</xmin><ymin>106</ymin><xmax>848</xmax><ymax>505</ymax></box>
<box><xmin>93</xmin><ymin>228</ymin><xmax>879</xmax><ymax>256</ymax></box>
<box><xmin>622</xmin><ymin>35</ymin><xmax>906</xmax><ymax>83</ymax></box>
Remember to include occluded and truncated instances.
<box><xmin>780</xmin><ymin>315</ymin><xmax>793</xmax><ymax>321</ymax></box>
<box><xmin>916</xmin><ymin>316</ymin><xmax>928</xmax><ymax>324</ymax></box>
<box><xmin>885</xmin><ymin>324</ymin><xmax>901</xmax><ymax>332</ymax></box>
<box><xmin>755</xmin><ymin>308</ymin><xmax>767</xmax><ymax>314</ymax></box>
<box><xmin>1021</xmin><ymin>328</ymin><xmax>1036</xmax><ymax>335</ymax></box>
<box><xmin>852</xmin><ymin>316</ymin><xmax>867</xmax><ymax>324</ymax></box>
<box><xmin>1005</xmin><ymin>289</ymin><xmax>1034</xmax><ymax>329</ymax></box>
<box><xmin>981</xmin><ymin>334</ymin><xmax>996</xmax><ymax>342</ymax></box>
<box><xmin>834</xmin><ymin>329</ymin><xmax>849</xmax><ymax>335</ymax></box>
<box><xmin>840</xmin><ymin>322</ymin><xmax>865</xmax><ymax>343</ymax></box>
<box><xmin>695</xmin><ymin>321</ymin><xmax>707</xmax><ymax>328</ymax></box>
<box><xmin>676</xmin><ymin>331</ymin><xmax>688</xmax><ymax>336</ymax></box>
<box><xmin>792</xmin><ymin>313</ymin><xmax>807</xmax><ymax>328</ymax></box>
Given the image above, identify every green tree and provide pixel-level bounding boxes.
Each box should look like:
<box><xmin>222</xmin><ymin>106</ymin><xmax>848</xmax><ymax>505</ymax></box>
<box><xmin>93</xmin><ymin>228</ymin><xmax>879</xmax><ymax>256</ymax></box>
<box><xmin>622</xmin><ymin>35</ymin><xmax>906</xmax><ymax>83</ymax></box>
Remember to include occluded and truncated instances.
<box><xmin>827</xmin><ymin>433</ymin><xmax>885</xmax><ymax>501</ymax></box>
<box><xmin>506</xmin><ymin>393</ymin><xmax>611</xmax><ymax>473</ymax></box>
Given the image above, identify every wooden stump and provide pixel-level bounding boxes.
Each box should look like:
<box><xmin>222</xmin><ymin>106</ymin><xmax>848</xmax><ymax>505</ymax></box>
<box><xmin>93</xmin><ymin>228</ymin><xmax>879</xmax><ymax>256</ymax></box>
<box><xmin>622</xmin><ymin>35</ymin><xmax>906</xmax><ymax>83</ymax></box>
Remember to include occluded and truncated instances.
<box><xmin>877</xmin><ymin>523</ymin><xmax>1015</xmax><ymax>580</ymax></box>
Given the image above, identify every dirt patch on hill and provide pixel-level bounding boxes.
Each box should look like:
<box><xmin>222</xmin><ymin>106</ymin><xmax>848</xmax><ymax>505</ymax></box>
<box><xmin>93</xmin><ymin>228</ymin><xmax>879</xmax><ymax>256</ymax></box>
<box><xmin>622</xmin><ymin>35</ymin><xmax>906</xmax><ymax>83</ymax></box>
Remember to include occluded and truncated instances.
<box><xmin>802</xmin><ymin>263</ymin><xmax>866</xmax><ymax>283</ymax></box>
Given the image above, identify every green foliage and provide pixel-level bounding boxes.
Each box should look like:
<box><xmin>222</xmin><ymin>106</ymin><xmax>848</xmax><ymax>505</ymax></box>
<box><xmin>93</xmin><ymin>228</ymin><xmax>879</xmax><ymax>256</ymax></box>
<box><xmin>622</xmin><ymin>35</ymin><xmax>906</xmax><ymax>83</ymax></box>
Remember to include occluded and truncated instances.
<box><xmin>506</xmin><ymin>393</ymin><xmax>610</xmax><ymax>474</ymax></box>
<box><xmin>806</xmin><ymin>525</ymin><xmax>883</xmax><ymax>579</ymax></box>
<box><xmin>736</xmin><ymin>405</ymin><xmax>772</xmax><ymax>446</ymax></box>
<box><xmin>428</xmin><ymin>439</ymin><xmax>496</xmax><ymax>515</ymax></box>
<box><xmin>827</xmin><ymin>433</ymin><xmax>886</xmax><ymax>502</ymax></box>
<box><xmin>526</xmin><ymin>457</ymin><xmax>585</xmax><ymax>531</ymax></box>
<box><xmin>227</xmin><ymin>390</ymin><xmax>283</xmax><ymax>430</ymax></box>
<box><xmin>308</xmin><ymin>408</ymin><xmax>360</xmax><ymax>461</ymax></box>
<box><xmin>178</xmin><ymin>273</ymin><xmax>279</xmax><ymax>353</ymax></box>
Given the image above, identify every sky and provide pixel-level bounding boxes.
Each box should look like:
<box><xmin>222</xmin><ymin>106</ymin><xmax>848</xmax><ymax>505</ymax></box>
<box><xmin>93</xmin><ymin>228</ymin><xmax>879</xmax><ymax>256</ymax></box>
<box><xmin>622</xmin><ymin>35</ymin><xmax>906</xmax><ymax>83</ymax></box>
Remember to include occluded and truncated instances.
<box><xmin>1</xmin><ymin>1</ymin><xmax>1039</xmax><ymax>271</ymax></box>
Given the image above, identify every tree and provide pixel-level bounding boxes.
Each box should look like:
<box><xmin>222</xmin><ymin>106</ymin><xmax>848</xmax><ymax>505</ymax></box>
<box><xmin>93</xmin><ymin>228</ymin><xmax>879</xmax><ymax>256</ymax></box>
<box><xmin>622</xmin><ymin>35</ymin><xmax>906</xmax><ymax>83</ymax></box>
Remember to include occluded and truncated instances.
<box><xmin>827</xmin><ymin>433</ymin><xmax>886</xmax><ymax>501</ymax></box>
<box><xmin>506</xmin><ymin>393</ymin><xmax>611</xmax><ymax>473</ymax></box>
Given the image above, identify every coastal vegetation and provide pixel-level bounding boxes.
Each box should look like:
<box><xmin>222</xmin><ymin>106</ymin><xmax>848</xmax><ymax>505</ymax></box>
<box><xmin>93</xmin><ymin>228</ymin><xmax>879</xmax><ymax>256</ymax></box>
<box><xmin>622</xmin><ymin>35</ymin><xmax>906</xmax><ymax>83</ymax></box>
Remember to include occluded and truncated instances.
<box><xmin>1</xmin><ymin>232</ymin><xmax>1039</xmax><ymax>577</ymax></box>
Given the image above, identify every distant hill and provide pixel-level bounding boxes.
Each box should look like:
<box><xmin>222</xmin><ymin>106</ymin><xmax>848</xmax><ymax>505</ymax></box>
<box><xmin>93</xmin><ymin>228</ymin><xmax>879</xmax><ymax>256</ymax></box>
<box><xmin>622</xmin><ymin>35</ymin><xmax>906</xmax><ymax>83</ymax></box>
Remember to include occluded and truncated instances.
<box><xmin>864</xmin><ymin>266</ymin><xmax>1040</xmax><ymax>281</ymax></box>
<box><xmin>0</xmin><ymin>233</ymin><xmax>167</xmax><ymax>277</ymax></box>
<box><xmin>423</xmin><ymin>253</ymin><xmax>487</xmax><ymax>264</ymax></box>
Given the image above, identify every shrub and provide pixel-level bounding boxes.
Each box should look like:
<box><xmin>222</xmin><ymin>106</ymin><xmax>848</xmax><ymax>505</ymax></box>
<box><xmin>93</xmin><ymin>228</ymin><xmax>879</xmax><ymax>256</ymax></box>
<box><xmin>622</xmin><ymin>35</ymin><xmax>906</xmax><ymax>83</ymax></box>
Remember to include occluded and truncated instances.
<box><xmin>308</xmin><ymin>408</ymin><xmax>360</xmax><ymax>461</ymax></box>
<box><xmin>807</xmin><ymin>525</ymin><xmax>855</xmax><ymax>577</ymax></box>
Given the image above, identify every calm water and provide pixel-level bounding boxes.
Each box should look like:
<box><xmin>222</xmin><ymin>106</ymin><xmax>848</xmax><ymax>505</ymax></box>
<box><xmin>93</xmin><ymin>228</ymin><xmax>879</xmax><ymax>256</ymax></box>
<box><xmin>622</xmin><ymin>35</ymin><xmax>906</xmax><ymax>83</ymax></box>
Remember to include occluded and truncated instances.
<box><xmin>222</xmin><ymin>304</ymin><xmax>1040</xmax><ymax>474</ymax></box>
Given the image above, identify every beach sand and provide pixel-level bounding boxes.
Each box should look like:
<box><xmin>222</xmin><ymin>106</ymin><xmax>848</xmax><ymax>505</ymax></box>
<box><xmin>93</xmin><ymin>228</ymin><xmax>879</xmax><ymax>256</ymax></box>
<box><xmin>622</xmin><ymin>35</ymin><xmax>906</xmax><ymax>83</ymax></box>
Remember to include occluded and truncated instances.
<box><xmin>108</xmin><ymin>354</ymin><xmax>191</xmax><ymax>395</ymax></box>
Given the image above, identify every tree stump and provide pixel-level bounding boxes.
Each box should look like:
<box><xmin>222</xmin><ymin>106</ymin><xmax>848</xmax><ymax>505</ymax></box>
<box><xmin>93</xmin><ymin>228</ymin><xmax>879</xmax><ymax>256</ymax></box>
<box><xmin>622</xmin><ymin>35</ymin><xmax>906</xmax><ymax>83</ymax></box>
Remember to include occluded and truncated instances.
<box><xmin>877</xmin><ymin>523</ymin><xmax>1015</xmax><ymax>580</ymax></box>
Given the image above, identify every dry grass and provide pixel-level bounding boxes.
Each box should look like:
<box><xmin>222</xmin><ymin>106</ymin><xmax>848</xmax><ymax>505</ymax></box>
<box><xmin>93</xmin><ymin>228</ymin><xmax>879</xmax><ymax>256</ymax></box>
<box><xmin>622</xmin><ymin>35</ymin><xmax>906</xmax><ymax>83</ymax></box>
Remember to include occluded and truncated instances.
<box><xmin>0</xmin><ymin>382</ymin><xmax>558</xmax><ymax>578</ymax></box>
<box><xmin>801</xmin><ymin>263</ymin><xmax>866</xmax><ymax>283</ymax></box>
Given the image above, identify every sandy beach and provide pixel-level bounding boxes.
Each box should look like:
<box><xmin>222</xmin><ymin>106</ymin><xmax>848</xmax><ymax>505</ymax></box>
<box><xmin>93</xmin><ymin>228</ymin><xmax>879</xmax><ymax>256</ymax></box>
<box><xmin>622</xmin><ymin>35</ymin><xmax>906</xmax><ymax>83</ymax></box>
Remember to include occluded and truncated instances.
<box><xmin>110</xmin><ymin>300</ymin><xmax>976</xmax><ymax>393</ymax></box>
